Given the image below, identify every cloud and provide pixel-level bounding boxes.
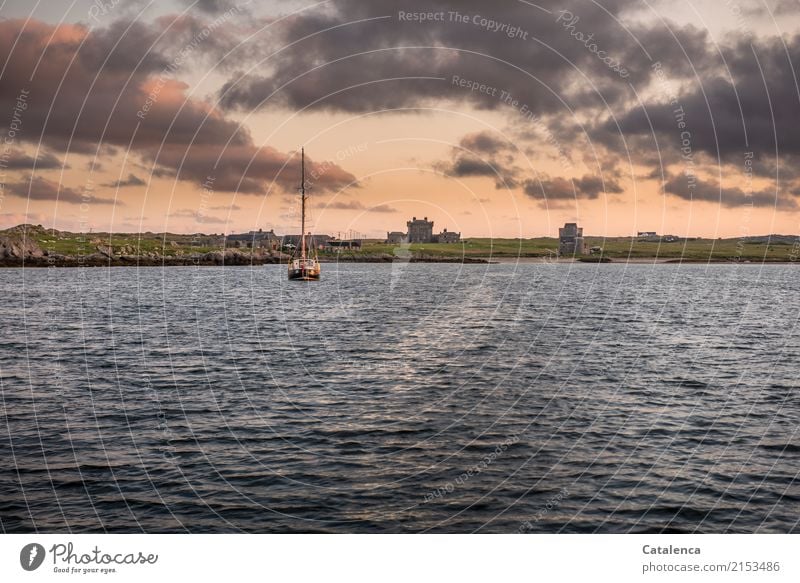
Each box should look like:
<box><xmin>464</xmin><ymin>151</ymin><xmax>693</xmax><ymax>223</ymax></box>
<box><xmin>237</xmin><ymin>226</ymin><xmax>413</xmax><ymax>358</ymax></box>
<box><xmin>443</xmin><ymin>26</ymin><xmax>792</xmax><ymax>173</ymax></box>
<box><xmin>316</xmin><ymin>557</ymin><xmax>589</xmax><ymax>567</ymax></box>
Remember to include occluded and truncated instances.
<box><xmin>743</xmin><ymin>0</ymin><xmax>798</xmax><ymax>17</ymax></box>
<box><xmin>101</xmin><ymin>173</ymin><xmax>146</xmax><ymax>188</ymax></box>
<box><xmin>663</xmin><ymin>174</ymin><xmax>797</xmax><ymax>209</ymax></box>
<box><xmin>449</xmin><ymin>156</ymin><xmax>502</xmax><ymax>177</ymax></box>
<box><xmin>209</xmin><ymin>204</ymin><xmax>243</xmax><ymax>210</ymax></box>
<box><xmin>155</xmin><ymin>144</ymin><xmax>356</xmax><ymax>193</ymax></box>
<box><xmin>458</xmin><ymin>131</ymin><xmax>510</xmax><ymax>154</ymax></box>
<box><xmin>522</xmin><ymin>174</ymin><xmax>623</xmax><ymax>207</ymax></box>
<box><xmin>0</xmin><ymin>149</ymin><xmax>65</xmax><ymax>170</ymax></box>
<box><xmin>0</xmin><ymin>18</ymin><xmax>355</xmax><ymax>194</ymax></box>
<box><xmin>598</xmin><ymin>34</ymin><xmax>800</xmax><ymax>176</ymax></box>
<box><xmin>316</xmin><ymin>200</ymin><xmax>398</xmax><ymax>212</ymax></box>
<box><xmin>178</xmin><ymin>0</ymin><xmax>241</xmax><ymax>15</ymax></box>
<box><xmin>321</xmin><ymin>200</ymin><xmax>365</xmax><ymax>210</ymax></box>
<box><xmin>6</xmin><ymin>176</ymin><xmax>118</xmax><ymax>205</ymax></box>
<box><xmin>204</xmin><ymin>0</ymin><xmax>800</xmax><ymax>215</ymax></box>
<box><xmin>217</xmin><ymin>0</ymin><xmax>702</xmax><ymax>116</ymax></box>
<box><xmin>370</xmin><ymin>203</ymin><xmax>398</xmax><ymax>213</ymax></box>
<box><xmin>436</xmin><ymin>131</ymin><xmax>519</xmax><ymax>188</ymax></box>
<box><xmin>6</xmin><ymin>5</ymin><xmax>799</xmax><ymax>217</ymax></box>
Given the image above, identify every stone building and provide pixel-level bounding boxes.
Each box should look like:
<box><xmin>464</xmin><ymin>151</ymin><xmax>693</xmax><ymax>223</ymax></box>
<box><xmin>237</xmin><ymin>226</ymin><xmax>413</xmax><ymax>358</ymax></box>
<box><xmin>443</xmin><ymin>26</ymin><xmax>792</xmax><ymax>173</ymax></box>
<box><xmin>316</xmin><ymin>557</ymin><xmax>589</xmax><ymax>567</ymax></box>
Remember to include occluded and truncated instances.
<box><xmin>386</xmin><ymin>218</ymin><xmax>462</xmax><ymax>244</ymax></box>
<box><xmin>436</xmin><ymin>228</ymin><xmax>461</xmax><ymax>244</ymax></box>
<box><xmin>407</xmin><ymin>217</ymin><xmax>434</xmax><ymax>243</ymax></box>
<box><xmin>558</xmin><ymin>223</ymin><xmax>585</xmax><ymax>256</ymax></box>
<box><xmin>386</xmin><ymin>231</ymin><xmax>407</xmax><ymax>245</ymax></box>
<box><xmin>226</xmin><ymin>229</ymin><xmax>280</xmax><ymax>249</ymax></box>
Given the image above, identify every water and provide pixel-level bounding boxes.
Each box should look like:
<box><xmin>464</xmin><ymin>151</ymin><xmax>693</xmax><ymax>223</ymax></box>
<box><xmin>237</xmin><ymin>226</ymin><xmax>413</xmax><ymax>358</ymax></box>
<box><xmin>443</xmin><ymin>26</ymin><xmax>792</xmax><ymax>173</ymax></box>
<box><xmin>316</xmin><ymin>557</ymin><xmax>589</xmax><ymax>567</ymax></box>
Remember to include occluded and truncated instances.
<box><xmin>1</xmin><ymin>262</ymin><xmax>798</xmax><ymax>533</ymax></box>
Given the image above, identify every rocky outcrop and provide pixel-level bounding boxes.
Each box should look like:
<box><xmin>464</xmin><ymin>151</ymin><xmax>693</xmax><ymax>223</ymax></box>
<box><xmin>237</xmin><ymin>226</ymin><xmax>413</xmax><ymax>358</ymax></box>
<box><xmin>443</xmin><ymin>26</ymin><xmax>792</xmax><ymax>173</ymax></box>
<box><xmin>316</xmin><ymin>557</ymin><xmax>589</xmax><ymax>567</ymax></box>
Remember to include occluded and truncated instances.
<box><xmin>0</xmin><ymin>225</ymin><xmax>46</xmax><ymax>261</ymax></box>
<box><xmin>96</xmin><ymin>244</ymin><xmax>114</xmax><ymax>258</ymax></box>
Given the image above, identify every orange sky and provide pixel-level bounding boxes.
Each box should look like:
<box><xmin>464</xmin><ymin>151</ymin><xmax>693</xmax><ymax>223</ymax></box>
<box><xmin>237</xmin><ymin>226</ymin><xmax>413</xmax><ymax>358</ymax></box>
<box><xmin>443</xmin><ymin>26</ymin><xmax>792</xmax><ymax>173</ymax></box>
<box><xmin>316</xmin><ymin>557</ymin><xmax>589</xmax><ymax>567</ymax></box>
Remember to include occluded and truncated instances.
<box><xmin>6</xmin><ymin>107</ymin><xmax>795</xmax><ymax>239</ymax></box>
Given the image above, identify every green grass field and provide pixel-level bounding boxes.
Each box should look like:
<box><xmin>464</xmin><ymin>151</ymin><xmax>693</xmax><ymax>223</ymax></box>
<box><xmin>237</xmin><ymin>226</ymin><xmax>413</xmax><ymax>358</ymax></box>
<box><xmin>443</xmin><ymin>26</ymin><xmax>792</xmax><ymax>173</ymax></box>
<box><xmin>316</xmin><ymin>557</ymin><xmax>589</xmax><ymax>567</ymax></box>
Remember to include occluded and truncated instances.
<box><xmin>359</xmin><ymin>237</ymin><xmax>800</xmax><ymax>261</ymax></box>
<box><xmin>26</xmin><ymin>230</ymin><xmax>221</xmax><ymax>257</ymax></box>
<box><xmin>6</xmin><ymin>224</ymin><xmax>800</xmax><ymax>262</ymax></box>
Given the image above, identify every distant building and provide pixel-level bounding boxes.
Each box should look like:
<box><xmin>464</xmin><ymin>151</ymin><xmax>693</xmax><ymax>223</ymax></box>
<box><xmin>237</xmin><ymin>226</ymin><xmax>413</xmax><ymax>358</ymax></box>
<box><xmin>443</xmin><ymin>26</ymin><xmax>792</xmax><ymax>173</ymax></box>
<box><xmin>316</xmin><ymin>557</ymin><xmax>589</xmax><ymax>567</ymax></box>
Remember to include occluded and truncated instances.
<box><xmin>386</xmin><ymin>231</ymin><xmax>407</xmax><ymax>245</ymax></box>
<box><xmin>558</xmin><ymin>223</ymin><xmax>585</xmax><ymax>256</ymax></box>
<box><xmin>326</xmin><ymin>239</ymin><xmax>362</xmax><ymax>250</ymax></box>
<box><xmin>637</xmin><ymin>232</ymin><xmax>680</xmax><ymax>242</ymax></box>
<box><xmin>407</xmin><ymin>216</ymin><xmax>434</xmax><ymax>243</ymax></box>
<box><xmin>637</xmin><ymin>231</ymin><xmax>660</xmax><ymax>242</ymax></box>
<box><xmin>226</xmin><ymin>229</ymin><xmax>279</xmax><ymax>249</ymax></box>
<box><xmin>387</xmin><ymin>218</ymin><xmax>461</xmax><ymax>244</ymax></box>
<box><xmin>281</xmin><ymin>234</ymin><xmax>333</xmax><ymax>250</ymax></box>
<box><xmin>435</xmin><ymin>228</ymin><xmax>461</xmax><ymax>244</ymax></box>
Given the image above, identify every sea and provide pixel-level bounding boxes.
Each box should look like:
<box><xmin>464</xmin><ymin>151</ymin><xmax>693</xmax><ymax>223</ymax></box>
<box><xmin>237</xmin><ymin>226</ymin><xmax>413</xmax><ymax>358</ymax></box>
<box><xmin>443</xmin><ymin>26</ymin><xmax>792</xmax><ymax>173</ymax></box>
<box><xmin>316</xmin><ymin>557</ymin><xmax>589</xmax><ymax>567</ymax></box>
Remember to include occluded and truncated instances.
<box><xmin>1</xmin><ymin>262</ymin><xmax>798</xmax><ymax>533</ymax></box>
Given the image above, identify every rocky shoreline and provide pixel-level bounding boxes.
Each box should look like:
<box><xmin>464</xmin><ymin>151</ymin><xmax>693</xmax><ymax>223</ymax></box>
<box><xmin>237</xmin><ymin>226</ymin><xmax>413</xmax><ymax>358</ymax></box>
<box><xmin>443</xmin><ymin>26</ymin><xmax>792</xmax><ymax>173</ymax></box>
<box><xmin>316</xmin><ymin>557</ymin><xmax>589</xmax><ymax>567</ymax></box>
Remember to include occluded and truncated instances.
<box><xmin>0</xmin><ymin>254</ymin><xmax>491</xmax><ymax>267</ymax></box>
<box><xmin>4</xmin><ymin>224</ymin><xmax>797</xmax><ymax>267</ymax></box>
<box><xmin>0</xmin><ymin>244</ymin><xmax>491</xmax><ymax>268</ymax></box>
<box><xmin>1</xmin><ymin>224</ymin><xmax>492</xmax><ymax>267</ymax></box>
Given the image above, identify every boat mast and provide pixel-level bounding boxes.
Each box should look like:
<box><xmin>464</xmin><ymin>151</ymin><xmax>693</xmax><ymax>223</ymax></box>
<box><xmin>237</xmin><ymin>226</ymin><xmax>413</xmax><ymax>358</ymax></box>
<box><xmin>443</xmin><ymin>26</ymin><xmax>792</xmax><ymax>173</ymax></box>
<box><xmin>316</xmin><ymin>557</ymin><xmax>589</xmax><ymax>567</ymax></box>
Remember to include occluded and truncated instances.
<box><xmin>300</xmin><ymin>147</ymin><xmax>306</xmax><ymax>261</ymax></box>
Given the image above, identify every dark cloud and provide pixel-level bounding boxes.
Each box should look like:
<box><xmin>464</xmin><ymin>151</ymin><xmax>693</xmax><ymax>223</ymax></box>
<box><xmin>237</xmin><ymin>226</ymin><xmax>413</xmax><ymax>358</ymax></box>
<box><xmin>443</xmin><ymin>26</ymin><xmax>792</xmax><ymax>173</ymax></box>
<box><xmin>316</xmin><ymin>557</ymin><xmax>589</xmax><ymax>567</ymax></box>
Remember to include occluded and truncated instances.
<box><xmin>571</xmin><ymin>174</ymin><xmax>624</xmax><ymax>197</ymax></box>
<box><xmin>7</xmin><ymin>176</ymin><xmax>118</xmax><ymax>205</ymax></box>
<box><xmin>180</xmin><ymin>0</ymin><xmax>239</xmax><ymax>14</ymax></box>
<box><xmin>210</xmin><ymin>0</ymin><xmax>733</xmax><ymax>211</ymax></box>
<box><xmin>599</xmin><ymin>35</ymin><xmax>800</xmax><ymax>176</ymax></box>
<box><xmin>450</xmin><ymin>156</ymin><xmax>503</xmax><ymax>177</ymax></box>
<box><xmin>523</xmin><ymin>174</ymin><xmax>623</xmax><ymax>206</ymax></box>
<box><xmin>1</xmin><ymin>149</ymin><xmax>64</xmax><ymax>170</ymax></box>
<box><xmin>458</xmin><ymin>131</ymin><xmax>510</xmax><ymax>154</ymax></box>
<box><xmin>152</xmin><ymin>10</ymin><xmax>250</xmax><ymax>69</ymax></box>
<box><xmin>5</xmin><ymin>4</ymin><xmax>799</xmax><ymax>218</ymax></box>
<box><xmin>0</xmin><ymin>18</ymin><xmax>355</xmax><ymax>193</ymax></box>
<box><xmin>436</xmin><ymin>131</ymin><xmax>519</xmax><ymax>188</ymax></box>
<box><xmin>156</xmin><ymin>144</ymin><xmax>355</xmax><ymax>194</ymax></box>
<box><xmin>101</xmin><ymin>173</ymin><xmax>146</xmax><ymax>188</ymax></box>
<box><xmin>663</xmin><ymin>174</ymin><xmax>797</xmax><ymax>209</ymax></box>
<box><xmin>217</xmin><ymin>0</ymin><xmax>704</xmax><ymax>116</ymax></box>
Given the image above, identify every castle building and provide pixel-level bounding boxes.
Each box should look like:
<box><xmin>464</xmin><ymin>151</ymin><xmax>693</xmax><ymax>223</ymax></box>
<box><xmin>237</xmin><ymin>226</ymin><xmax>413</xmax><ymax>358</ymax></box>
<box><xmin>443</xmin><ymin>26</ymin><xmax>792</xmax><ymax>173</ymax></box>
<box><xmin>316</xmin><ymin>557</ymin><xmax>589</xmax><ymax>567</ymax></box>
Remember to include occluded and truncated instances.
<box><xmin>407</xmin><ymin>217</ymin><xmax>434</xmax><ymax>243</ymax></box>
<box><xmin>558</xmin><ymin>222</ymin><xmax>585</xmax><ymax>256</ymax></box>
<box><xmin>386</xmin><ymin>218</ymin><xmax>462</xmax><ymax>244</ymax></box>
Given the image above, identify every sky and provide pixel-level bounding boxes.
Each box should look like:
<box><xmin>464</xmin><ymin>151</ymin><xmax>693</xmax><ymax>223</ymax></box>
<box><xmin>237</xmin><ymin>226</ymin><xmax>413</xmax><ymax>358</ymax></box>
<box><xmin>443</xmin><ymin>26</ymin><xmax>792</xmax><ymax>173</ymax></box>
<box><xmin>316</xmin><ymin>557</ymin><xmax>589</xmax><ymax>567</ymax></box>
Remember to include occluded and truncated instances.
<box><xmin>1</xmin><ymin>0</ymin><xmax>800</xmax><ymax>238</ymax></box>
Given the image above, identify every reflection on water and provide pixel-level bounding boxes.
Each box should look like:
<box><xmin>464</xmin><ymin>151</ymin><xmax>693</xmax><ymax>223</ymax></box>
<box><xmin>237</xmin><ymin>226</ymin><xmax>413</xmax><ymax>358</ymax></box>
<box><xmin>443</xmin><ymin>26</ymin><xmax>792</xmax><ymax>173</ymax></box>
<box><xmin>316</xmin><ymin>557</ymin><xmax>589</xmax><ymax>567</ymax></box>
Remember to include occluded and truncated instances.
<box><xmin>0</xmin><ymin>263</ymin><xmax>798</xmax><ymax>532</ymax></box>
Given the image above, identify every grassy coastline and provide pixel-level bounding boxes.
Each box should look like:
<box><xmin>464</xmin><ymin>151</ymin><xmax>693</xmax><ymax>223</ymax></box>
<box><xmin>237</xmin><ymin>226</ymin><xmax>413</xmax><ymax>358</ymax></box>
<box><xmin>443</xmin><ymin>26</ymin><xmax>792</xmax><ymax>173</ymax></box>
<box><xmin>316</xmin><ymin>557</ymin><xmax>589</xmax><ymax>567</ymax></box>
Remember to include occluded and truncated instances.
<box><xmin>2</xmin><ymin>224</ymin><xmax>799</xmax><ymax>265</ymax></box>
<box><xmin>360</xmin><ymin>236</ymin><xmax>800</xmax><ymax>262</ymax></box>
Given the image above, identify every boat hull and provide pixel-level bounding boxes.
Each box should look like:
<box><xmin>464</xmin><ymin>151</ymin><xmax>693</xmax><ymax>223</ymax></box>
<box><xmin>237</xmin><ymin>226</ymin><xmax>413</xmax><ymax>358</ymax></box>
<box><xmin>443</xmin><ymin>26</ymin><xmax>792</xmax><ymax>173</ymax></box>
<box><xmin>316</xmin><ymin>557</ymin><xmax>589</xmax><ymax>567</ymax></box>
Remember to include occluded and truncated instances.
<box><xmin>288</xmin><ymin>267</ymin><xmax>320</xmax><ymax>281</ymax></box>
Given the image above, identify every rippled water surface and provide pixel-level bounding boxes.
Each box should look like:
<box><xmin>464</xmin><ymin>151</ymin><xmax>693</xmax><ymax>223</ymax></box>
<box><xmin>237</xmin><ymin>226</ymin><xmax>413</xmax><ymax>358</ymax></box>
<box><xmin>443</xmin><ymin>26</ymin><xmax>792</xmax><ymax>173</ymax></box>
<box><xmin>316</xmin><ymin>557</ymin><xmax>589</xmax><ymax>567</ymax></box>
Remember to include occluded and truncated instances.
<box><xmin>1</xmin><ymin>263</ymin><xmax>798</xmax><ymax>533</ymax></box>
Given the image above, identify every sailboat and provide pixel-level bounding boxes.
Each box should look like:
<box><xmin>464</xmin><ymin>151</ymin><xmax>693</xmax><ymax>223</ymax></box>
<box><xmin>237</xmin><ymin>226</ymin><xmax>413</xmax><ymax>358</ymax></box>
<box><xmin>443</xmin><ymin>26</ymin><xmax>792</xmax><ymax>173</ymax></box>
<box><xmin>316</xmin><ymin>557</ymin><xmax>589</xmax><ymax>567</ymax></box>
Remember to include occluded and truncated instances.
<box><xmin>288</xmin><ymin>148</ymin><xmax>321</xmax><ymax>281</ymax></box>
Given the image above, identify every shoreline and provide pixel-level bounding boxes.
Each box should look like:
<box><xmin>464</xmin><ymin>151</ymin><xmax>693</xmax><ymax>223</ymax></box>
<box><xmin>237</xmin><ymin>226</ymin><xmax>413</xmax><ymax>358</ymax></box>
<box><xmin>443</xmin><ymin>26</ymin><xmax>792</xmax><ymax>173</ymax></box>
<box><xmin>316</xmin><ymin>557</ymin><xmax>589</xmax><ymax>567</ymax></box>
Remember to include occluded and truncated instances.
<box><xmin>4</xmin><ymin>225</ymin><xmax>799</xmax><ymax>267</ymax></box>
<box><xmin>2</xmin><ymin>256</ymin><xmax>798</xmax><ymax>268</ymax></box>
